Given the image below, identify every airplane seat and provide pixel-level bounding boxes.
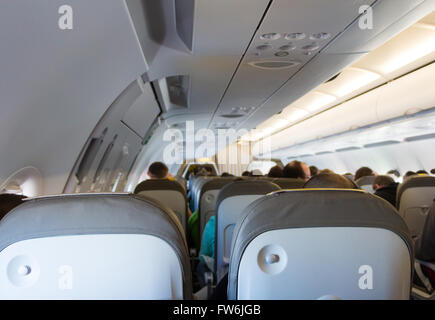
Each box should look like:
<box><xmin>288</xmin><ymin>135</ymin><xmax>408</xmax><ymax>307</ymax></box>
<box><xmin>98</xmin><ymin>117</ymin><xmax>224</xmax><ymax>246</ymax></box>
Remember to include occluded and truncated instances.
<box><xmin>134</xmin><ymin>179</ymin><xmax>188</xmax><ymax>230</ymax></box>
<box><xmin>412</xmin><ymin>199</ymin><xmax>435</xmax><ymax>300</ymax></box>
<box><xmin>215</xmin><ymin>180</ymin><xmax>280</xmax><ymax>282</ymax></box>
<box><xmin>227</xmin><ymin>189</ymin><xmax>413</xmax><ymax>300</ymax></box>
<box><xmin>396</xmin><ymin>175</ymin><xmax>435</xmax><ymax>239</ymax></box>
<box><xmin>343</xmin><ymin>174</ymin><xmax>355</xmax><ymax>182</ymax></box>
<box><xmin>0</xmin><ymin>193</ymin><xmax>192</xmax><ymax>299</ymax></box>
<box><xmin>355</xmin><ymin>175</ymin><xmax>376</xmax><ymax>193</ymax></box>
<box><xmin>174</xmin><ymin>175</ymin><xmax>187</xmax><ymax>193</ymax></box>
<box><xmin>198</xmin><ymin>178</ymin><xmax>236</xmax><ymax>238</ymax></box>
<box><xmin>271</xmin><ymin>178</ymin><xmax>305</xmax><ymax>189</ymax></box>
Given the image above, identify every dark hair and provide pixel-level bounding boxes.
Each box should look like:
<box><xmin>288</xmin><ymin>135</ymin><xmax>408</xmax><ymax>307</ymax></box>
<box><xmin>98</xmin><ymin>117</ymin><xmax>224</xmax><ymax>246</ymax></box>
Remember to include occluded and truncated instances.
<box><xmin>221</xmin><ymin>172</ymin><xmax>234</xmax><ymax>177</ymax></box>
<box><xmin>319</xmin><ymin>169</ymin><xmax>334</xmax><ymax>174</ymax></box>
<box><xmin>283</xmin><ymin>161</ymin><xmax>306</xmax><ymax>179</ymax></box>
<box><xmin>404</xmin><ymin>171</ymin><xmax>416</xmax><ymax>178</ymax></box>
<box><xmin>241</xmin><ymin>171</ymin><xmax>250</xmax><ymax>177</ymax></box>
<box><xmin>267</xmin><ymin>166</ymin><xmax>283</xmax><ymax>178</ymax></box>
<box><xmin>372</xmin><ymin>175</ymin><xmax>395</xmax><ymax>189</ymax></box>
<box><xmin>304</xmin><ymin>173</ymin><xmax>357</xmax><ymax>189</ymax></box>
<box><xmin>355</xmin><ymin>167</ymin><xmax>374</xmax><ymax>181</ymax></box>
<box><xmin>147</xmin><ymin>162</ymin><xmax>168</xmax><ymax>179</ymax></box>
<box><xmin>416</xmin><ymin>170</ymin><xmax>428</xmax><ymax>175</ymax></box>
<box><xmin>0</xmin><ymin>194</ymin><xmax>27</xmax><ymax>220</ymax></box>
<box><xmin>309</xmin><ymin>166</ymin><xmax>318</xmax><ymax>177</ymax></box>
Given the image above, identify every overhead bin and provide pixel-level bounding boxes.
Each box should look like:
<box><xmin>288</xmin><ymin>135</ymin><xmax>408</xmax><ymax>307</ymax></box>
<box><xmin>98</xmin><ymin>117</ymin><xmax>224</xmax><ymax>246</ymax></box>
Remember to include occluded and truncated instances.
<box><xmin>376</xmin><ymin>62</ymin><xmax>435</xmax><ymax>120</ymax></box>
<box><xmin>261</xmin><ymin>61</ymin><xmax>435</xmax><ymax>153</ymax></box>
<box><xmin>324</xmin><ymin>0</ymin><xmax>428</xmax><ymax>54</ymax></box>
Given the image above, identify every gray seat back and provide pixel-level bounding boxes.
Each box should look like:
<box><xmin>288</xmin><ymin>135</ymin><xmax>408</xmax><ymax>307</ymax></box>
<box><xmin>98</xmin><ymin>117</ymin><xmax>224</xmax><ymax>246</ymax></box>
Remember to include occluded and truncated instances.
<box><xmin>397</xmin><ymin>176</ymin><xmax>435</xmax><ymax>238</ymax></box>
<box><xmin>270</xmin><ymin>178</ymin><xmax>305</xmax><ymax>189</ymax></box>
<box><xmin>215</xmin><ymin>180</ymin><xmax>280</xmax><ymax>281</ymax></box>
<box><xmin>198</xmin><ymin>178</ymin><xmax>236</xmax><ymax>237</ymax></box>
<box><xmin>134</xmin><ymin>179</ymin><xmax>187</xmax><ymax>231</ymax></box>
<box><xmin>415</xmin><ymin>199</ymin><xmax>435</xmax><ymax>262</ymax></box>
<box><xmin>228</xmin><ymin>189</ymin><xmax>413</xmax><ymax>300</ymax></box>
<box><xmin>0</xmin><ymin>193</ymin><xmax>192</xmax><ymax>299</ymax></box>
<box><xmin>355</xmin><ymin>175</ymin><xmax>376</xmax><ymax>193</ymax></box>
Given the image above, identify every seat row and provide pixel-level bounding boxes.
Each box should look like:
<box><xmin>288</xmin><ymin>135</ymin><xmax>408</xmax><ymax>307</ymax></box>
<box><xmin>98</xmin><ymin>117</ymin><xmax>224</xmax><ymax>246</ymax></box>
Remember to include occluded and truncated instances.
<box><xmin>1</xmin><ymin>187</ymin><xmax>433</xmax><ymax>299</ymax></box>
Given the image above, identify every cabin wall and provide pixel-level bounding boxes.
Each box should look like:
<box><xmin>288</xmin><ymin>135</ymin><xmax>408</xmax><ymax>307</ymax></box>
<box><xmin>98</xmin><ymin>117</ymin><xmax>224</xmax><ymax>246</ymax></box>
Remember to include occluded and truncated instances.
<box><xmin>294</xmin><ymin>137</ymin><xmax>435</xmax><ymax>176</ymax></box>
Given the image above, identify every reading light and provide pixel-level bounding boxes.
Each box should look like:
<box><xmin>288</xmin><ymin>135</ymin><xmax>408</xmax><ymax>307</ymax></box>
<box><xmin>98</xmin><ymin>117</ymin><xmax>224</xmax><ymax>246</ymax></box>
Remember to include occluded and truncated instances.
<box><xmin>285</xmin><ymin>33</ymin><xmax>306</xmax><ymax>40</ymax></box>
<box><xmin>280</xmin><ymin>44</ymin><xmax>296</xmax><ymax>51</ymax></box>
<box><xmin>275</xmin><ymin>51</ymin><xmax>289</xmax><ymax>57</ymax></box>
<box><xmin>260</xmin><ymin>33</ymin><xmax>281</xmax><ymax>40</ymax></box>
<box><xmin>257</xmin><ymin>44</ymin><xmax>272</xmax><ymax>51</ymax></box>
<box><xmin>335</xmin><ymin>69</ymin><xmax>381</xmax><ymax>97</ymax></box>
<box><xmin>301</xmin><ymin>43</ymin><xmax>320</xmax><ymax>52</ymax></box>
<box><xmin>305</xmin><ymin>92</ymin><xmax>336</xmax><ymax>112</ymax></box>
<box><xmin>310</xmin><ymin>32</ymin><xmax>331</xmax><ymax>40</ymax></box>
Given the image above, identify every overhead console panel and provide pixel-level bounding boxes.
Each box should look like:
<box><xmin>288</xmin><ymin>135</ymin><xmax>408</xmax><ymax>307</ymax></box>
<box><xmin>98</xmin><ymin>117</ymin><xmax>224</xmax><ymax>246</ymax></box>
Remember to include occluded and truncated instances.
<box><xmin>126</xmin><ymin>0</ymin><xmax>271</xmax><ymax>119</ymax></box>
<box><xmin>236</xmin><ymin>0</ymin><xmax>434</xmax><ymax>134</ymax></box>
<box><xmin>208</xmin><ymin>0</ymin><xmax>377</xmax><ymax>130</ymax></box>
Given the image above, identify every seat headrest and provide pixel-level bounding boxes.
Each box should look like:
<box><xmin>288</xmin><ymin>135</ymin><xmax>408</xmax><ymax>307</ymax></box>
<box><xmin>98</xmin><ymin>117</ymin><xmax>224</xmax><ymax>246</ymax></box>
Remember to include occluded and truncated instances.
<box><xmin>397</xmin><ymin>175</ymin><xmax>435</xmax><ymax>208</ymax></box>
<box><xmin>216</xmin><ymin>180</ymin><xmax>280</xmax><ymax>210</ymax></box>
<box><xmin>201</xmin><ymin>177</ymin><xmax>237</xmax><ymax>194</ymax></box>
<box><xmin>134</xmin><ymin>179</ymin><xmax>186</xmax><ymax>196</ymax></box>
<box><xmin>228</xmin><ymin>189</ymin><xmax>413</xmax><ymax>299</ymax></box>
<box><xmin>0</xmin><ymin>193</ymin><xmax>192</xmax><ymax>298</ymax></box>
<box><xmin>355</xmin><ymin>175</ymin><xmax>376</xmax><ymax>186</ymax></box>
<box><xmin>0</xmin><ymin>193</ymin><xmax>186</xmax><ymax>251</ymax></box>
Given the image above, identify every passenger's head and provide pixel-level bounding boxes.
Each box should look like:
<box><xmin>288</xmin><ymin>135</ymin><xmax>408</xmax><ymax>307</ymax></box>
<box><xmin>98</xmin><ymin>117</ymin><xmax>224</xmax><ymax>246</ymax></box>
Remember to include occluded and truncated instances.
<box><xmin>221</xmin><ymin>172</ymin><xmax>234</xmax><ymax>177</ymax></box>
<box><xmin>416</xmin><ymin>170</ymin><xmax>428</xmax><ymax>175</ymax></box>
<box><xmin>0</xmin><ymin>194</ymin><xmax>27</xmax><ymax>220</ymax></box>
<box><xmin>404</xmin><ymin>171</ymin><xmax>417</xmax><ymax>180</ymax></box>
<box><xmin>267</xmin><ymin>165</ymin><xmax>283</xmax><ymax>178</ymax></box>
<box><xmin>309</xmin><ymin>166</ymin><xmax>318</xmax><ymax>177</ymax></box>
<box><xmin>372</xmin><ymin>175</ymin><xmax>395</xmax><ymax>191</ymax></box>
<box><xmin>354</xmin><ymin>166</ymin><xmax>374</xmax><ymax>181</ymax></box>
<box><xmin>147</xmin><ymin>161</ymin><xmax>168</xmax><ymax>179</ymax></box>
<box><xmin>304</xmin><ymin>173</ymin><xmax>357</xmax><ymax>189</ymax></box>
<box><xmin>241</xmin><ymin>171</ymin><xmax>250</xmax><ymax>177</ymax></box>
<box><xmin>283</xmin><ymin>161</ymin><xmax>310</xmax><ymax>180</ymax></box>
<box><xmin>319</xmin><ymin>169</ymin><xmax>334</xmax><ymax>175</ymax></box>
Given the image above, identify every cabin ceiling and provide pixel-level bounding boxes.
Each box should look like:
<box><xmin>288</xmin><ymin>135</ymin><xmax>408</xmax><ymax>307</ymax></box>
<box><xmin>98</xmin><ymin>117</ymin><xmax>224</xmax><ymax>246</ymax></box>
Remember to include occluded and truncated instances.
<box><xmin>127</xmin><ymin>0</ymin><xmax>431</xmax><ymax>139</ymax></box>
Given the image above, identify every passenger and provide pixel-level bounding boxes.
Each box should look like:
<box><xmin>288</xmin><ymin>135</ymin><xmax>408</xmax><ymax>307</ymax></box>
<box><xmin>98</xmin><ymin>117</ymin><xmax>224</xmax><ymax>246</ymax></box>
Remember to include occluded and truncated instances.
<box><xmin>354</xmin><ymin>166</ymin><xmax>375</xmax><ymax>181</ymax></box>
<box><xmin>404</xmin><ymin>171</ymin><xmax>417</xmax><ymax>181</ymax></box>
<box><xmin>146</xmin><ymin>161</ymin><xmax>169</xmax><ymax>179</ymax></box>
<box><xmin>241</xmin><ymin>171</ymin><xmax>250</xmax><ymax>177</ymax></box>
<box><xmin>304</xmin><ymin>173</ymin><xmax>357</xmax><ymax>189</ymax></box>
<box><xmin>372</xmin><ymin>175</ymin><xmax>398</xmax><ymax>207</ymax></box>
<box><xmin>267</xmin><ymin>165</ymin><xmax>283</xmax><ymax>178</ymax></box>
<box><xmin>416</xmin><ymin>170</ymin><xmax>429</xmax><ymax>175</ymax></box>
<box><xmin>195</xmin><ymin>216</ymin><xmax>216</xmax><ymax>289</ymax></box>
<box><xmin>319</xmin><ymin>168</ymin><xmax>334</xmax><ymax>174</ymax></box>
<box><xmin>221</xmin><ymin>172</ymin><xmax>234</xmax><ymax>177</ymax></box>
<box><xmin>0</xmin><ymin>193</ymin><xmax>27</xmax><ymax>220</ymax></box>
<box><xmin>283</xmin><ymin>160</ymin><xmax>311</xmax><ymax>181</ymax></box>
<box><xmin>309</xmin><ymin>165</ymin><xmax>319</xmax><ymax>177</ymax></box>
